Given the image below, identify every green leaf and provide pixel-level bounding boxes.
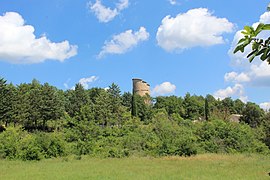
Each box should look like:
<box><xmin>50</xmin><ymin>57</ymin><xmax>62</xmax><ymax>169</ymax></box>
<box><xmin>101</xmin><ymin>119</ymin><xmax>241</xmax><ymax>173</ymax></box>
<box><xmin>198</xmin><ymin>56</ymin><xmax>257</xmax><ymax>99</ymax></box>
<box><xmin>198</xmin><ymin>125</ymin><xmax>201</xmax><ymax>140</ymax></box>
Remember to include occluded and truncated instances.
<box><xmin>233</xmin><ymin>45</ymin><xmax>244</xmax><ymax>54</ymax></box>
<box><xmin>260</xmin><ymin>48</ymin><xmax>270</xmax><ymax>61</ymax></box>
<box><xmin>248</xmin><ymin>53</ymin><xmax>256</xmax><ymax>62</ymax></box>
<box><xmin>252</xmin><ymin>41</ymin><xmax>260</xmax><ymax>50</ymax></box>
<box><xmin>244</xmin><ymin>26</ymin><xmax>253</xmax><ymax>33</ymax></box>
<box><xmin>262</xmin><ymin>24</ymin><xmax>270</xmax><ymax>30</ymax></box>
<box><xmin>256</xmin><ymin>48</ymin><xmax>266</xmax><ymax>56</ymax></box>
<box><xmin>241</xmin><ymin>31</ymin><xmax>249</xmax><ymax>35</ymax></box>
<box><xmin>247</xmin><ymin>49</ymin><xmax>257</xmax><ymax>58</ymax></box>
<box><xmin>254</xmin><ymin>23</ymin><xmax>264</xmax><ymax>36</ymax></box>
<box><xmin>237</xmin><ymin>38</ymin><xmax>247</xmax><ymax>45</ymax></box>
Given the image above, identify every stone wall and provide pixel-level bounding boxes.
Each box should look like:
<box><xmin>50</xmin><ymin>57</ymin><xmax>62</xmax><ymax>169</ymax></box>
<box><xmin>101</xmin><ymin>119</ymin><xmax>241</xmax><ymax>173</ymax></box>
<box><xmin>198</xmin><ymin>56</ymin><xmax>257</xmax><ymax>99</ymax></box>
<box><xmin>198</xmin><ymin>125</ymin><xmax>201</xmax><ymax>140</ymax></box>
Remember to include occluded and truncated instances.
<box><xmin>132</xmin><ymin>78</ymin><xmax>150</xmax><ymax>96</ymax></box>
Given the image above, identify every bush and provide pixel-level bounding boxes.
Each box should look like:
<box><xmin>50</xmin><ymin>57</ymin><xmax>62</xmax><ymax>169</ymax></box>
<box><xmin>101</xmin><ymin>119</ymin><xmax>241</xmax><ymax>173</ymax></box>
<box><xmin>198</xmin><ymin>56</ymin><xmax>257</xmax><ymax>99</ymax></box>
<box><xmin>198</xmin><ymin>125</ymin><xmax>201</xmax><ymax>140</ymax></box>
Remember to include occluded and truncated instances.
<box><xmin>196</xmin><ymin>120</ymin><xmax>269</xmax><ymax>154</ymax></box>
<box><xmin>17</xmin><ymin>134</ymin><xmax>43</xmax><ymax>161</ymax></box>
<box><xmin>0</xmin><ymin>127</ymin><xmax>24</xmax><ymax>159</ymax></box>
<box><xmin>35</xmin><ymin>132</ymin><xmax>67</xmax><ymax>158</ymax></box>
<box><xmin>123</xmin><ymin>125</ymin><xmax>161</xmax><ymax>156</ymax></box>
<box><xmin>152</xmin><ymin>112</ymin><xmax>198</xmax><ymax>156</ymax></box>
<box><xmin>92</xmin><ymin>136</ymin><xmax>128</xmax><ymax>158</ymax></box>
<box><xmin>0</xmin><ymin>127</ymin><xmax>68</xmax><ymax>160</ymax></box>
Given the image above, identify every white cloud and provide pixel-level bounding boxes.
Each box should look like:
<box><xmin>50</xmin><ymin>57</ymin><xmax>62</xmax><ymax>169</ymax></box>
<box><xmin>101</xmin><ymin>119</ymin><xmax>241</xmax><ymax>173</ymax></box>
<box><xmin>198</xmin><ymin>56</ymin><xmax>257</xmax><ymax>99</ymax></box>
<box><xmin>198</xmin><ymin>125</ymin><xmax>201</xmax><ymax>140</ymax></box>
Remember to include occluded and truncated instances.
<box><xmin>156</xmin><ymin>8</ymin><xmax>234</xmax><ymax>52</ymax></box>
<box><xmin>214</xmin><ymin>84</ymin><xmax>247</xmax><ymax>102</ymax></box>
<box><xmin>152</xmin><ymin>82</ymin><xmax>176</xmax><ymax>96</ymax></box>
<box><xmin>0</xmin><ymin>12</ymin><xmax>77</xmax><ymax>64</ymax></box>
<box><xmin>117</xmin><ymin>0</ymin><xmax>129</xmax><ymax>10</ymax></box>
<box><xmin>224</xmin><ymin>72</ymin><xmax>250</xmax><ymax>83</ymax></box>
<box><xmin>260</xmin><ymin>102</ymin><xmax>270</xmax><ymax>111</ymax></box>
<box><xmin>98</xmin><ymin>27</ymin><xmax>149</xmax><ymax>58</ymax></box>
<box><xmin>89</xmin><ymin>0</ymin><xmax>129</xmax><ymax>23</ymax></box>
<box><xmin>79</xmin><ymin>76</ymin><xmax>98</xmax><ymax>89</ymax></box>
<box><xmin>169</xmin><ymin>0</ymin><xmax>177</xmax><ymax>5</ymax></box>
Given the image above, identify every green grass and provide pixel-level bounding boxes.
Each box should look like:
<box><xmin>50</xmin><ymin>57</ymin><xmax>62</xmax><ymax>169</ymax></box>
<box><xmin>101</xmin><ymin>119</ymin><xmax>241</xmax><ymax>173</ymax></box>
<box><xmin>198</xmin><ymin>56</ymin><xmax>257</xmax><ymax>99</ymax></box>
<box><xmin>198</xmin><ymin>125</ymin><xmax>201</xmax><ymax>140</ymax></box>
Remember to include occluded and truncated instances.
<box><xmin>0</xmin><ymin>154</ymin><xmax>269</xmax><ymax>180</ymax></box>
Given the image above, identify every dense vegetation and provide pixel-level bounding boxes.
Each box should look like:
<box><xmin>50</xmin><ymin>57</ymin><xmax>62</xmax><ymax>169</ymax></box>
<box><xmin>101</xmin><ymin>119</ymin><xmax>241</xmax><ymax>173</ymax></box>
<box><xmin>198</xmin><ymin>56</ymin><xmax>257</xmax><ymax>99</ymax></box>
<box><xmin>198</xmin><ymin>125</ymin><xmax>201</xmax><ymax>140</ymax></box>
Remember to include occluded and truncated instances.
<box><xmin>0</xmin><ymin>78</ymin><xmax>269</xmax><ymax>160</ymax></box>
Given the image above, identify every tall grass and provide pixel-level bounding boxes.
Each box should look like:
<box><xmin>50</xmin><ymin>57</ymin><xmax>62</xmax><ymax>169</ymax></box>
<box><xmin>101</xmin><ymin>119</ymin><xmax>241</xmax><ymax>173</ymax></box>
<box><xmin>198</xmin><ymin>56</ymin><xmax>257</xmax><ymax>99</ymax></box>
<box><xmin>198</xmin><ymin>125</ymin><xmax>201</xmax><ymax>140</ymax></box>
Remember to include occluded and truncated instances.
<box><xmin>0</xmin><ymin>154</ymin><xmax>269</xmax><ymax>180</ymax></box>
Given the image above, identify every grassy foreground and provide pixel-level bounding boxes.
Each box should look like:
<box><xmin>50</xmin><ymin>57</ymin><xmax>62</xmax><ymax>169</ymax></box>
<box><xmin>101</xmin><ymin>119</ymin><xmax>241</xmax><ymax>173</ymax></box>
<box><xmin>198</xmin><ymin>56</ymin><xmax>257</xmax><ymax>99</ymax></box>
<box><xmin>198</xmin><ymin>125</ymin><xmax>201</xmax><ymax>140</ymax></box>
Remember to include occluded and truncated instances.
<box><xmin>0</xmin><ymin>154</ymin><xmax>269</xmax><ymax>180</ymax></box>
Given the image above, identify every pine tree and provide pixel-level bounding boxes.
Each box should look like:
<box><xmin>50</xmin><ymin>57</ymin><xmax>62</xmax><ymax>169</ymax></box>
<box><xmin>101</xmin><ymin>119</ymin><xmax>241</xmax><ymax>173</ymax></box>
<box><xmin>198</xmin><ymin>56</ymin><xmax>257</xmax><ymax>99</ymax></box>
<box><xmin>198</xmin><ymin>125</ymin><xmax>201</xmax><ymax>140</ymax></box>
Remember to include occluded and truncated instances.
<box><xmin>0</xmin><ymin>78</ymin><xmax>13</xmax><ymax>126</ymax></box>
<box><xmin>40</xmin><ymin>83</ymin><xmax>64</xmax><ymax>130</ymax></box>
<box><xmin>131</xmin><ymin>94</ymin><xmax>138</xmax><ymax>117</ymax></box>
<box><xmin>205</xmin><ymin>97</ymin><xmax>209</xmax><ymax>121</ymax></box>
<box><xmin>67</xmin><ymin>83</ymin><xmax>89</xmax><ymax>117</ymax></box>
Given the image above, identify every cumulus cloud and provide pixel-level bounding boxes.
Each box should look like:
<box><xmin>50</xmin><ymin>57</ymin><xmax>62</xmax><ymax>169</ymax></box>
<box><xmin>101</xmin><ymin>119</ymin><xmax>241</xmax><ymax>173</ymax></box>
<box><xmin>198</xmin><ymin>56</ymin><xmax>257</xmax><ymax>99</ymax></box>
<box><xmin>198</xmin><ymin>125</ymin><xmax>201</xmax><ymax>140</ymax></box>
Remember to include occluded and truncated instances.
<box><xmin>156</xmin><ymin>8</ymin><xmax>234</xmax><ymax>52</ymax></box>
<box><xmin>260</xmin><ymin>102</ymin><xmax>270</xmax><ymax>111</ymax></box>
<box><xmin>224</xmin><ymin>72</ymin><xmax>250</xmax><ymax>83</ymax></box>
<box><xmin>89</xmin><ymin>0</ymin><xmax>129</xmax><ymax>23</ymax></box>
<box><xmin>98</xmin><ymin>27</ymin><xmax>149</xmax><ymax>58</ymax></box>
<box><xmin>79</xmin><ymin>76</ymin><xmax>99</xmax><ymax>89</ymax></box>
<box><xmin>0</xmin><ymin>12</ymin><xmax>77</xmax><ymax>64</ymax></box>
<box><xmin>152</xmin><ymin>82</ymin><xmax>176</xmax><ymax>96</ymax></box>
<box><xmin>214</xmin><ymin>84</ymin><xmax>247</xmax><ymax>102</ymax></box>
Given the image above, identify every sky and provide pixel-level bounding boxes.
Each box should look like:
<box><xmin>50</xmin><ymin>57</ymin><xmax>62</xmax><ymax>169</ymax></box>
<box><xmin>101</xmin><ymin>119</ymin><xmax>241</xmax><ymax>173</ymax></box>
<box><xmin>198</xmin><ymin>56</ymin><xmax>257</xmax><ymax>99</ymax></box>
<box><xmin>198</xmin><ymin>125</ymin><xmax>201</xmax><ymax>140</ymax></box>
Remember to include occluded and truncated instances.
<box><xmin>1</xmin><ymin>0</ymin><xmax>270</xmax><ymax>110</ymax></box>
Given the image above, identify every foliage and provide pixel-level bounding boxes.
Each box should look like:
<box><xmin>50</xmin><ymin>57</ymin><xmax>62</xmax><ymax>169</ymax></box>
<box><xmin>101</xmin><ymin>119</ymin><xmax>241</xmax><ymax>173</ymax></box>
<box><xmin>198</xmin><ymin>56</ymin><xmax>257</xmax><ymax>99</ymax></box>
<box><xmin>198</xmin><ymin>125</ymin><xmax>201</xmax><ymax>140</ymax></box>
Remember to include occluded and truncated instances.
<box><xmin>196</xmin><ymin>120</ymin><xmax>269</xmax><ymax>154</ymax></box>
<box><xmin>183</xmin><ymin>93</ymin><xmax>204</xmax><ymax>120</ymax></box>
<box><xmin>0</xmin><ymin>127</ymin><xmax>67</xmax><ymax>161</ymax></box>
<box><xmin>0</xmin><ymin>77</ymin><xmax>269</xmax><ymax>161</ymax></box>
<box><xmin>0</xmin><ymin>127</ymin><xmax>23</xmax><ymax>159</ymax></box>
<box><xmin>152</xmin><ymin>111</ymin><xmax>197</xmax><ymax>156</ymax></box>
<box><xmin>240</xmin><ymin>102</ymin><xmax>265</xmax><ymax>128</ymax></box>
<box><xmin>234</xmin><ymin>23</ymin><xmax>270</xmax><ymax>64</ymax></box>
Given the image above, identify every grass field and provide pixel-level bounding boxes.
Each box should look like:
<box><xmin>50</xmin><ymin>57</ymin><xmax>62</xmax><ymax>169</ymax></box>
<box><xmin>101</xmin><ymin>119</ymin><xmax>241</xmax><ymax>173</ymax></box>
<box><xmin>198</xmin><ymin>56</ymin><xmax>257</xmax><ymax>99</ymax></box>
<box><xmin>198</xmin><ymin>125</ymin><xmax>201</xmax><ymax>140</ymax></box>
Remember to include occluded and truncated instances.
<box><xmin>0</xmin><ymin>154</ymin><xmax>269</xmax><ymax>180</ymax></box>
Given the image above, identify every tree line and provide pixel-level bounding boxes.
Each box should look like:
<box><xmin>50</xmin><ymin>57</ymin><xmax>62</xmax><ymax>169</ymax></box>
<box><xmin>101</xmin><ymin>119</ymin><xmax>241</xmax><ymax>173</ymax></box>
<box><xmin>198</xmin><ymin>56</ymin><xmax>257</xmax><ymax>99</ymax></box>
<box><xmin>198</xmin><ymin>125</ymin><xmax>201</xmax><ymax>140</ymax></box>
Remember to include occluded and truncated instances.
<box><xmin>0</xmin><ymin>77</ymin><xmax>269</xmax><ymax>160</ymax></box>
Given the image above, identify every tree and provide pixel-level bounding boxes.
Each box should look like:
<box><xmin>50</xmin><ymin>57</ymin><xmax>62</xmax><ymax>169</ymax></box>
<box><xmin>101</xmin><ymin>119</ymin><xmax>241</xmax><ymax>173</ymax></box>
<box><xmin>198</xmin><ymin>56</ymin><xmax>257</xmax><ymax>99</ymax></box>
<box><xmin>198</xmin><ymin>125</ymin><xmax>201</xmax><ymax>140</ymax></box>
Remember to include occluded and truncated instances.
<box><xmin>220</xmin><ymin>97</ymin><xmax>234</xmax><ymax>120</ymax></box>
<box><xmin>66</xmin><ymin>83</ymin><xmax>89</xmax><ymax>117</ymax></box>
<box><xmin>122</xmin><ymin>92</ymin><xmax>132</xmax><ymax>111</ymax></box>
<box><xmin>28</xmin><ymin>79</ymin><xmax>43</xmax><ymax>129</ymax></box>
<box><xmin>204</xmin><ymin>97</ymin><xmax>209</xmax><ymax>121</ymax></box>
<box><xmin>0</xmin><ymin>79</ymin><xmax>16</xmax><ymax>126</ymax></box>
<box><xmin>107</xmin><ymin>83</ymin><xmax>126</xmax><ymax>125</ymax></box>
<box><xmin>131</xmin><ymin>94</ymin><xmax>153</xmax><ymax>122</ymax></box>
<box><xmin>92</xmin><ymin>90</ymin><xmax>112</xmax><ymax>126</ymax></box>
<box><xmin>15</xmin><ymin>83</ymin><xmax>31</xmax><ymax>128</ymax></box>
<box><xmin>131</xmin><ymin>94</ymin><xmax>138</xmax><ymax>117</ymax></box>
<box><xmin>39</xmin><ymin>83</ymin><xmax>64</xmax><ymax>130</ymax></box>
<box><xmin>183</xmin><ymin>93</ymin><xmax>204</xmax><ymax>120</ymax></box>
<box><xmin>154</xmin><ymin>96</ymin><xmax>184</xmax><ymax>117</ymax></box>
<box><xmin>107</xmin><ymin>83</ymin><xmax>122</xmax><ymax>114</ymax></box>
<box><xmin>262</xmin><ymin>111</ymin><xmax>270</xmax><ymax>147</ymax></box>
<box><xmin>234</xmin><ymin>99</ymin><xmax>245</xmax><ymax>114</ymax></box>
<box><xmin>240</xmin><ymin>102</ymin><xmax>264</xmax><ymax>128</ymax></box>
<box><xmin>234</xmin><ymin>6</ymin><xmax>270</xmax><ymax>64</ymax></box>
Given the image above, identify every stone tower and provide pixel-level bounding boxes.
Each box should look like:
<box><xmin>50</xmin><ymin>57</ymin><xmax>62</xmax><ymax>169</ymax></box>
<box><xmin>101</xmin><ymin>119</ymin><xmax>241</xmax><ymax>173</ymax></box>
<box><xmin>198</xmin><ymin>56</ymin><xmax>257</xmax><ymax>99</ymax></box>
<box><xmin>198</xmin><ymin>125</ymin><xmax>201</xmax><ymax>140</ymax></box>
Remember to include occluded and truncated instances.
<box><xmin>132</xmin><ymin>78</ymin><xmax>150</xmax><ymax>96</ymax></box>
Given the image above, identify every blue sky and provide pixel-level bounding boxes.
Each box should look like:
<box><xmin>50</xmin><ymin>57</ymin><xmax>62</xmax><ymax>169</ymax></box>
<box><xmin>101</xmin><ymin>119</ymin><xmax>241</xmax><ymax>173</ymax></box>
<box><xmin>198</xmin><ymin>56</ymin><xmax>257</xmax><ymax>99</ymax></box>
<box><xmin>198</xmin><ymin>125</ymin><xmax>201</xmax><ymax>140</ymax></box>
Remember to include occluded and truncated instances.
<box><xmin>0</xmin><ymin>0</ymin><xmax>270</xmax><ymax>109</ymax></box>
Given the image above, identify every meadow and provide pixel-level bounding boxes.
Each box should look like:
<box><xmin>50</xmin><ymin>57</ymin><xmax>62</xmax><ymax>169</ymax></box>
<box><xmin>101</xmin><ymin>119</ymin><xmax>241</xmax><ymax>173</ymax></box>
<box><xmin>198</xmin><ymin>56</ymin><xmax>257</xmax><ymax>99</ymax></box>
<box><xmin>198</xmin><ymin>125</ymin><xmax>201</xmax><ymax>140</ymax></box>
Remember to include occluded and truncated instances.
<box><xmin>1</xmin><ymin>154</ymin><xmax>269</xmax><ymax>180</ymax></box>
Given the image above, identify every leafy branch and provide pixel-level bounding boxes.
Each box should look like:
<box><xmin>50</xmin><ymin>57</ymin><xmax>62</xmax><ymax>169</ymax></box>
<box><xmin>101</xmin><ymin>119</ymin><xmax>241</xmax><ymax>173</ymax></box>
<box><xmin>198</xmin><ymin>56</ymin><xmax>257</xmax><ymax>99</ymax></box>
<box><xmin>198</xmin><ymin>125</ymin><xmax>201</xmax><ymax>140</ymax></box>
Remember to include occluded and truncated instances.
<box><xmin>234</xmin><ymin>23</ymin><xmax>270</xmax><ymax>64</ymax></box>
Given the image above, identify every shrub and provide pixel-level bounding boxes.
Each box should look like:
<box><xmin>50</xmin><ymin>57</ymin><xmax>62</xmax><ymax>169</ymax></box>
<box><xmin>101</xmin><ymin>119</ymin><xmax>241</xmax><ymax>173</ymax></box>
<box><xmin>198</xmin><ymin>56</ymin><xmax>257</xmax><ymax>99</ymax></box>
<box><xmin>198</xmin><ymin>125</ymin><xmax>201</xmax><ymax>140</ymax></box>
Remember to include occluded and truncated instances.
<box><xmin>196</xmin><ymin>120</ymin><xmax>269</xmax><ymax>154</ymax></box>
<box><xmin>35</xmin><ymin>132</ymin><xmax>67</xmax><ymax>158</ymax></box>
<box><xmin>152</xmin><ymin>112</ymin><xmax>197</xmax><ymax>156</ymax></box>
<box><xmin>17</xmin><ymin>134</ymin><xmax>43</xmax><ymax>161</ymax></box>
<box><xmin>0</xmin><ymin>127</ymin><xmax>68</xmax><ymax>160</ymax></box>
<box><xmin>0</xmin><ymin>127</ymin><xmax>24</xmax><ymax>159</ymax></box>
